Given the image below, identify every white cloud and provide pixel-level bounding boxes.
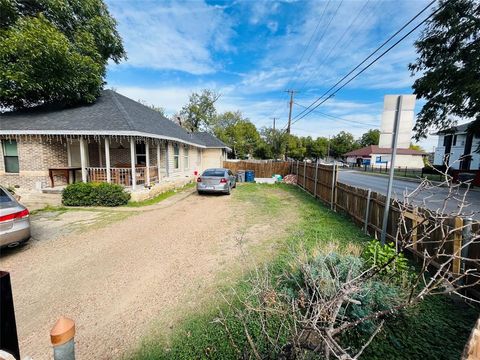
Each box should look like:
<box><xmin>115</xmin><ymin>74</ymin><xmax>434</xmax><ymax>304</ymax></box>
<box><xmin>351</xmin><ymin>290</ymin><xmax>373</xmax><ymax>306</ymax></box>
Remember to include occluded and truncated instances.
<box><xmin>106</xmin><ymin>0</ymin><xmax>235</xmax><ymax>75</ymax></box>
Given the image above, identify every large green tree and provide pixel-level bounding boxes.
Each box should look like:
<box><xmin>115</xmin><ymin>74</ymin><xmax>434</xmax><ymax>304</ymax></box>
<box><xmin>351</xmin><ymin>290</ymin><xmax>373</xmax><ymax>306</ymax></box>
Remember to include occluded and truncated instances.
<box><xmin>359</xmin><ymin>129</ymin><xmax>380</xmax><ymax>147</ymax></box>
<box><xmin>409</xmin><ymin>0</ymin><xmax>480</xmax><ymax>139</ymax></box>
<box><xmin>214</xmin><ymin>111</ymin><xmax>260</xmax><ymax>159</ymax></box>
<box><xmin>330</xmin><ymin>131</ymin><xmax>359</xmax><ymax>157</ymax></box>
<box><xmin>0</xmin><ymin>0</ymin><xmax>125</xmax><ymax>109</ymax></box>
<box><xmin>179</xmin><ymin>89</ymin><xmax>220</xmax><ymax>132</ymax></box>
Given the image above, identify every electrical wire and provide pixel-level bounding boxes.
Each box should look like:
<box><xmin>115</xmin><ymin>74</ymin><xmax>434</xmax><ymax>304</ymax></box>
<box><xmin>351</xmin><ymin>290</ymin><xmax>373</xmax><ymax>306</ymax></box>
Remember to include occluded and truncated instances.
<box><xmin>288</xmin><ymin>0</ymin><xmax>438</xmax><ymax>126</ymax></box>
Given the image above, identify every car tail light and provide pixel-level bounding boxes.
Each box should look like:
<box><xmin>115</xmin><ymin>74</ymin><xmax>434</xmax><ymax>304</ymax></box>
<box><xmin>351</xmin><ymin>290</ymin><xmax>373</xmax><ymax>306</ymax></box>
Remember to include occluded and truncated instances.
<box><xmin>0</xmin><ymin>209</ymin><xmax>29</xmax><ymax>222</ymax></box>
<box><xmin>220</xmin><ymin>178</ymin><xmax>228</xmax><ymax>183</ymax></box>
<box><xmin>197</xmin><ymin>177</ymin><xmax>202</xmax><ymax>182</ymax></box>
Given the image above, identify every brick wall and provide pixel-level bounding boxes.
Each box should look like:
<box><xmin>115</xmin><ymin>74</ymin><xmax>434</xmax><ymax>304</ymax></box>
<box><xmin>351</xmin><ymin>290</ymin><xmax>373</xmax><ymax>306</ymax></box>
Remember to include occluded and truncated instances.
<box><xmin>0</xmin><ymin>137</ymin><xmax>68</xmax><ymax>189</ymax></box>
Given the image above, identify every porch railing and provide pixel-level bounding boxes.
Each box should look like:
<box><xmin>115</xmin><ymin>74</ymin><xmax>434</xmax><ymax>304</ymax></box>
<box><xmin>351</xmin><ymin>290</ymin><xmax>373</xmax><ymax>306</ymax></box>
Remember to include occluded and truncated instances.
<box><xmin>87</xmin><ymin>167</ymin><xmax>158</xmax><ymax>187</ymax></box>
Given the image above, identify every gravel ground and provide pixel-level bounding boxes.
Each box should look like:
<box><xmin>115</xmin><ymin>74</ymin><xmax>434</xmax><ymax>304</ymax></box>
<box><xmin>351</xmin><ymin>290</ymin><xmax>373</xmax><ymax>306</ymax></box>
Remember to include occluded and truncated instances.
<box><xmin>1</xmin><ymin>188</ymin><xmax>297</xmax><ymax>359</ymax></box>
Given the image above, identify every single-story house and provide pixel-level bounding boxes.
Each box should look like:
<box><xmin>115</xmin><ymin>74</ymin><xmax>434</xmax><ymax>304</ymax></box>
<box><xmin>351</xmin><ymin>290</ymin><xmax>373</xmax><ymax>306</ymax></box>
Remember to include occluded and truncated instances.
<box><xmin>433</xmin><ymin>120</ymin><xmax>480</xmax><ymax>170</ymax></box>
<box><xmin>344</xmin><ymin>145</ymin><xmax>426</xmax><ymax>168</ymax></box>
<box><xmin>0</xmin><ymin>90</ymin><xmax>230</xmax><ymax>191</ymax></box>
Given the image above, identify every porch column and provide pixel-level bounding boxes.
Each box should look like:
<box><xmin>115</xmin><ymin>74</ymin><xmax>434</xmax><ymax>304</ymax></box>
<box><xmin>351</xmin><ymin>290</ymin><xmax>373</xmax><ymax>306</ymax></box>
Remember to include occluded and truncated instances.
<box><xmin>130</xmin><ymin>138</ymin><xmax>137</xmax><ymax>190</ymax></box>
<box><xmin>165</xmin><ymin>141</ymin><xmax>170</xmax><ymax>178</ymax></box>
<box><xmin>156</xmin><ymin>142</ymin><xmax>161</xmax><ymax>183</ymax></box>
<box><xmin>145</xmin><ymin>140</ymin><xmax>150</xmax><ymax>187</ymax></box>
<box><xmin>79</xmin><ymin>137</ymin><xmax>87</xmax><ymax>183</ymax></box>
<box><xmin>105</xmin><ymin>137</ymin><xmax>111</xmax><ymax>183</ymax></box>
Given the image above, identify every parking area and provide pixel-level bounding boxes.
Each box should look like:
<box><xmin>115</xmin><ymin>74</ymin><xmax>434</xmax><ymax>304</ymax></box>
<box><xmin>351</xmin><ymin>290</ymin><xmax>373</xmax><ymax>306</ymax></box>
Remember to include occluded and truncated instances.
<box><xmin>1</xmin><ymin>186</ymin><xmax>298</xmax><ymax>359</ymax></box>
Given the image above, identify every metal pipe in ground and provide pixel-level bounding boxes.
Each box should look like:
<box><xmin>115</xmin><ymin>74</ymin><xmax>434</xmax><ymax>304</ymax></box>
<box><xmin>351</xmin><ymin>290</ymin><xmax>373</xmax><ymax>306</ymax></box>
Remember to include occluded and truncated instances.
<box><xmin>330</xmin><ymin>161</ymin><xmax>336</xmax><ymax>210</ymax></box>
<box><xmin>51</xmin><ymin>316</ymin><xmax>76</xmax><ymax>360</ymax></box>
<box><xmin>461</xmin><ymin>217</ymin><xmax>473</xmax><ymax>274</ymax></box>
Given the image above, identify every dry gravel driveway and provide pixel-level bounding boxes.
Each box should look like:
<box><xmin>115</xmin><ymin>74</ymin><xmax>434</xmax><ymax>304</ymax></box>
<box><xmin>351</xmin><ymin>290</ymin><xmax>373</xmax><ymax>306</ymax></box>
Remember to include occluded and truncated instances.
<box><xmin>0</xmin><ymin>186</ymin><xmax>297</xmax><ymax>359</ymax></box>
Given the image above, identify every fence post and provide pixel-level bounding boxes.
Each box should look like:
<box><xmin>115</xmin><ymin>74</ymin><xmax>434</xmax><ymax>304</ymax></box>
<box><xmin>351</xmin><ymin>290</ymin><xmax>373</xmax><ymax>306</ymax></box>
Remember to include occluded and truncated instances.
<box><xmin>51</xmin><ymin>316</ymin><xmax>76</xmax><ymax>360</ymax></box>
<box><xmin>461</xmin><ymin>217</ymin><xmax>473</xmax><ymax>274</ymax></box>
<box><xmin>303</xmin><ymin>161</ymin><xmax>306</xmax><ymax>189</ymax></box>
<box><xmin>364</xmin><ymin>189</ymin><xmax>371</xmax><ymax>234</ymax></box>
<box><xmin>453</xmin><ymin>216</ymin><xmax>464</xmax><ymax>274</ymax></box>
<box><xmin>313</xmin><ymin>162</ymin><xmax>319</xmax><ymax>198</ymax></box>
<box><xmin>330</xmin><ymin>161</ymin><xmax>336</xmax><ymax>210</ymax></box>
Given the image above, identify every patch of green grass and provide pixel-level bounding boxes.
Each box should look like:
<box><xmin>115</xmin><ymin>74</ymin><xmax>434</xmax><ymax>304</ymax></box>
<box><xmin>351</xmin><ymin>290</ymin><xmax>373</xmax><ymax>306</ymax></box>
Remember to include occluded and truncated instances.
<box><xmin>126</xmin><ymin>183</ymin><xmax>195</xmax><ymax>207</ymax></box>
<box><xmin>30</xmin><ymin>205</ymin><xmax>69</xmax><ymax>216</ymax></box>
<box><xmin>127</xmin><ymin>183</ymin><xmax>477</xmax><ymax>360</ymax></box>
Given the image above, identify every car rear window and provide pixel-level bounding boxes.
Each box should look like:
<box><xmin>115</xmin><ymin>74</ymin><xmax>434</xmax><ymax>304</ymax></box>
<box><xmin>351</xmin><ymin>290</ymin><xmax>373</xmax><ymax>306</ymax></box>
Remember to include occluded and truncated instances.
<box><xmin>202</xmin><ymin>170</ymin><xmax>225</xmax><ymax>177</ymax></box>
<box><xmin>0</xmin><ymin>188</ymin><xmax>13</xmax><ymax>203</ymax></box>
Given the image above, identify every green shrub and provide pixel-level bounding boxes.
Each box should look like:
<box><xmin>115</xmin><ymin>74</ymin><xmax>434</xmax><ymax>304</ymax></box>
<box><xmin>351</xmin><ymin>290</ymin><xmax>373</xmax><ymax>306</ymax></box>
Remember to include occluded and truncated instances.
<box><xmin>62</xmin><ymin>182</ymin><xmax>130</xmax><ymax>206</ymax></box>
<box><xmin>363</xmin><ymin>240</ymin><xmax>408</xmax><ymax>274</ymax></box>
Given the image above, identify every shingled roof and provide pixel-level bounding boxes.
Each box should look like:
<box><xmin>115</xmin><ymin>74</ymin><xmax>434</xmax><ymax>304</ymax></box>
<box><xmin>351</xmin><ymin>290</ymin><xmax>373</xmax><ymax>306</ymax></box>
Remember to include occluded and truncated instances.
<box><xmin>344</xmin><ymin>145</ymin><xmax>426</xmax><ymax>157</ymax></box>
<box><xmin>0</xmin><ymin>90</ymin><xmax>229</xmax><ymax>149</ymax></box>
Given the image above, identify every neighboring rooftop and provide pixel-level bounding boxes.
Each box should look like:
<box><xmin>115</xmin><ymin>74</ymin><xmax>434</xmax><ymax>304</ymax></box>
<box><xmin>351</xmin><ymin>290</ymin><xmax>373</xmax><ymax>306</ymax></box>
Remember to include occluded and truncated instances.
<box><xmin>344</xmin><ymin>145</ymin><xmax>426</xmax><ymax>157</ymax></box>
<box><xmin>0</xmin><ymin>90</ymin><xmax>229</xmax><ymax>149</ymax></box>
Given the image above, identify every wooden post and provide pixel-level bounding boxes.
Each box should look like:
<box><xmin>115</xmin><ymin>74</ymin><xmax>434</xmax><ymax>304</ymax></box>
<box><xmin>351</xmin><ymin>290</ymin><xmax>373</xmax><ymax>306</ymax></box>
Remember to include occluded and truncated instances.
<box><xmin>364</xmin><ymin>189</ymin><xmax>371</xmax><ymax>234</ymax></box>
<box><xmin>157</xmin><ymin>142</ymin><xmax>161</xmax><ymax>183</ymax></box>
<box><xmin>330</xmin><ymin>162</ymin><xmax>336</xmax><ymax>210</ymax></box>
<box><xmin>453</xmin><ymin>216</ymin><xmax>464</xmax><ymax>274</ymax></box>
<box><xmin>145</xmin><ymin>140</ymin><xmax>150</xmax><ymax>187</ymax></box>
<box><xmin>313</xmin><ymin>163</ymin><xmax>318</xmax><ymax>198</ymax></box>
<box><xmin>50</xmin><ymin>316</ymin><xmax>75</xmax><ymax>360</ymax></box>
<box><xmin>105</xmin><ymin>137</ymin><xmax>111</xmax><ymax>183</ymax></box>
<box><xmin>165</xmin><ymin>142</ymin><xmax>170</xmax><ymax>178</ymax></box>
<box><xmin>79</xmin><ymin>137</ymin><xmax>87</xmax><ymax>183</ymax></box>
<box><xmin>303</xmin><ymin>161</ymin><xmax>306</xmax><ymax>189</ymax></box>
<box><xmin>130</xmin><ymin>138</ymin><xmax>137</xmax><ymax>190</ymax></box>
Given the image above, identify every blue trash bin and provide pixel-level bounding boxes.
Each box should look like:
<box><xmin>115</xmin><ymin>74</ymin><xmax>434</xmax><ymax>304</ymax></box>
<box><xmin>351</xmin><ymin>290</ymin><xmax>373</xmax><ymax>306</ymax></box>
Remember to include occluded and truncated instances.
<box><xmin>245</xmin><ymin>170</ymin><xmax>255</xmax><ymax>182</ymax></box>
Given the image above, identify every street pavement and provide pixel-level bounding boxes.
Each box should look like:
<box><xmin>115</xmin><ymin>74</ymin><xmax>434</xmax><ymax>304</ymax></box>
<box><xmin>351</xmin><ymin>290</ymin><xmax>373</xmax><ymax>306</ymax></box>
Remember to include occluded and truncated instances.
<box><xmin>337</xmin><ymin>170</ymin><xmax>480</xmax><ymax>219</ymax></box>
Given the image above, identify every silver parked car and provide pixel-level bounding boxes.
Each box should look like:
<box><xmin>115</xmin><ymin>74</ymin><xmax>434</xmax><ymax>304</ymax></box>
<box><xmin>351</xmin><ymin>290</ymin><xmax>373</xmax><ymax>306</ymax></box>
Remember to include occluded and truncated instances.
<box><xmin>0</xmin><ymin>185</ymin><xmax>31</xmax><ymax>248</ymax></box>
<box><xmin>197</xmin><ymin>168</ymin><xmax>236</xmax><ymax>195</ymax></box>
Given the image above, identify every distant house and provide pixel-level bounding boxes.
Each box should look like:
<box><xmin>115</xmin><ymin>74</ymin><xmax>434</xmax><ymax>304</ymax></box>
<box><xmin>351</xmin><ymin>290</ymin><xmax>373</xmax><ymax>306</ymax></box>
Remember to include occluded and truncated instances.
<box><xmin>433</xmin><ymin>121</ymin><xmax>480</xmax><ymax>170</ymax></box>
<box><xmin>0</xmin><ymin>90</ymin><xmax>230</xmax><ymax>191</ymax></box>
<box><xmin>344</xmin><ymin>145</ymin><xmax>426</xmax><ymax>168</ymax></box>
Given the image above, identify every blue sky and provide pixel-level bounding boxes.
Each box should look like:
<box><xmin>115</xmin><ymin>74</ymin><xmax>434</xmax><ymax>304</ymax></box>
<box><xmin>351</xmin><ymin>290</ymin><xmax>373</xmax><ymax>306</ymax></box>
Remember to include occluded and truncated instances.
<box><xmin>105</xmin><ymin>0</ymin><xmax>438</xmax><ymax>151</ymax></box>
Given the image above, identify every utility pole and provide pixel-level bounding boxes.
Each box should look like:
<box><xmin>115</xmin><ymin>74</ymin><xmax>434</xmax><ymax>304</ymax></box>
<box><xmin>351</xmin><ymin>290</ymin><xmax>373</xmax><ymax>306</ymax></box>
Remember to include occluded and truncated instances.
<box><xmin>285</xmin><ymin>90</ymin><xmax>297</xmax><ymax>134</ymax></box>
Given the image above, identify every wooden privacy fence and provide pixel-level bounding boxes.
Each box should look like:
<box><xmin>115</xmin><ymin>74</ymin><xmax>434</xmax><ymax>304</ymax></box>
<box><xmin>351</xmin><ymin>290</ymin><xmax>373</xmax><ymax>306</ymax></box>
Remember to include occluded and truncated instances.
<box><xmin>223</xmin><ymin>160</ymin><xmax>291</xmax><ymax>178</ymax></box>
<box><xmin>291</xmin><ymin>160</ymin><xmax>480</xmax><ymax>296</ymax></box>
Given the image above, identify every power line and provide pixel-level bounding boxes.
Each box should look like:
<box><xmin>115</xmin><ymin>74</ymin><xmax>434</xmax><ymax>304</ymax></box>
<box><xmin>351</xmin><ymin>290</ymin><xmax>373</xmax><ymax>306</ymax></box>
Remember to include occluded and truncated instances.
<box><xmin>288</xmin><ymin>0</ymin><xmax>438</xmax><ymax>125</ymax></box>
<box><xmin>284</xmin><ymin>0</ymin><xmax>331</xmax><ymax>90</ymax></box>
<box><xmin>298</xmin><ymin>0</ymin><xmax>372</xmax><ymax>91</ymax></box>
<box><xmin>293</xmin><ymin>101</ymin><xmax>378</xmax><ymax>127</ymax></box>
<box><xmin>291</xmin><ymin>0</ymin><xmax>344</xmax><ymax>90</ymax></box>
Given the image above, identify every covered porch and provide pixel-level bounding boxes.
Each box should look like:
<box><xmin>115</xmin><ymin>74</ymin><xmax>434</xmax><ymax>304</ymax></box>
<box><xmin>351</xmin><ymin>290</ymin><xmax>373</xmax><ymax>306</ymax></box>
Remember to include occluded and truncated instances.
<box><xmin>64</xmin><ymin>135</ymin><xmax>172</xmax><ymax>191</ymax></box>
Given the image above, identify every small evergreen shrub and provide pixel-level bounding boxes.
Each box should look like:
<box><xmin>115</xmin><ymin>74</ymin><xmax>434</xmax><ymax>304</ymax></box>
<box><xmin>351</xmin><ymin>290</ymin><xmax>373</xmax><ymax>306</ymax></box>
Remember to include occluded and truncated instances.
<box><xmin>62</xmin><ymin>182</ymin><xmax>130</xmax><ymax>206</ymax></box>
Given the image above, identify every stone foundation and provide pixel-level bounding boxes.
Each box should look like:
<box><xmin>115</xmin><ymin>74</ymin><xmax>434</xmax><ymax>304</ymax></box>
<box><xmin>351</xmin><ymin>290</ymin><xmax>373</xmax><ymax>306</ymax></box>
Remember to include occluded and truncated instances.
<box><xmin>129</xmin><ymin>177</ymin><xmax>194</xmax><ymax>202</ymax></box>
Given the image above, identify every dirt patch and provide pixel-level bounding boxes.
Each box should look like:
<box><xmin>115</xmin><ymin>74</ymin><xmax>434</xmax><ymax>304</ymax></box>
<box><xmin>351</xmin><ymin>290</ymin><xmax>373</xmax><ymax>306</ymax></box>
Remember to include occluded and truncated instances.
<box><xmin>1</xmin><ymin>185</ymin><xmax>300</xmax><ymax>359</ymax></box>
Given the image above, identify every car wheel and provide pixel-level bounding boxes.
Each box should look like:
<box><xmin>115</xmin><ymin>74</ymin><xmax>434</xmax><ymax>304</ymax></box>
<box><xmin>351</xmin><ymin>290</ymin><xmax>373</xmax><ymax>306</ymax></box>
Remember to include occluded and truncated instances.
<box><xmin>226</xmin><ymin>186</ymin><xmax>231</xmax><ymax>195</ymax></box>
<box><xmin>197</xmin><ymin>190</ymin><xmax>203</xmax><ymax>195</ymax></box>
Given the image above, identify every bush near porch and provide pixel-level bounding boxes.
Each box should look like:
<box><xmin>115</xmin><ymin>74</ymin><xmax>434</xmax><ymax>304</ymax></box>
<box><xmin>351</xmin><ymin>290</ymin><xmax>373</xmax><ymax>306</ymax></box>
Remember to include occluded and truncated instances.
<box><xmin>62</xmin><ymin>182</ymin><xmax>130</xmax><ymax>207</ymax></box>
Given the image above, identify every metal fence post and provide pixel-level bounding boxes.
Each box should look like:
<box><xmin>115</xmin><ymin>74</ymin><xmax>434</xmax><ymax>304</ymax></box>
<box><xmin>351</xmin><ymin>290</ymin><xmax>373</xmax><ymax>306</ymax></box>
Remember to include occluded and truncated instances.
<box><xmin>51</xmin><ymin>316</ymin><xmax>76</xmax><ymax>360</ymax></box>
<box><xmin>296</xmin><ymin>160</ymin><xmax>299</xmax><ymax>179</ymax></box>
<box><xmin>303</xmin><ymin>161</ymin><xmax>306</xmax><ymax>189</ymax></box>
<box><xmin>330</xmin><ymin>161</ymin><xmax>336</xmax><ymax>210</ymax></box>
<box><xmin>313</xmin><ymin>162</ymin><xmax>319</xmax><ymax>198</ymax></box>
<box><xmin>461</xmin><ymin>217</ymin><xmax>473</xmax><ymax>274</ymax></box>
<box><xmin>364</xmin><ymin>189</ymin><xmax>372</xmax><ymax>234</ymax></box>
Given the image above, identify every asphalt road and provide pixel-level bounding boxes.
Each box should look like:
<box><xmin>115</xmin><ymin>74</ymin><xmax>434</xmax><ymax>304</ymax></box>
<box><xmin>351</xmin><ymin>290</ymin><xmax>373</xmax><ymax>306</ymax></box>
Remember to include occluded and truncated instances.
<box><xmin>337</xmin><ymin>170</ymin><xmax>480</xmax><ymax>219</ymax></box>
